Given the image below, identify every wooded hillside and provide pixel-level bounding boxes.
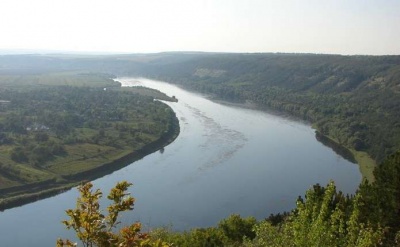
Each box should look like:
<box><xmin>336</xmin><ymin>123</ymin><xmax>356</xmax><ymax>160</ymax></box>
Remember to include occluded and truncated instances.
<box><xmin>2</xmin><ymin>52</ymin><xmax>399</xmax><ymax>167</ymax></box>
<box><xmin>117</xmin><ymin>53</ymin><xmax>400</xmax><ymax>165</ymax></box>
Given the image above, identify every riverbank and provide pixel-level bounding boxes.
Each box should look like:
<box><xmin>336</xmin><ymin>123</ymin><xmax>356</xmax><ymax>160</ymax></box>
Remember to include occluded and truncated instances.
<box><xmin>315</xmin><ymin>131</ymin><xmax>376</xmax><ymax>182</ymax></box>
<box><xmin>205</xmin><ymin>96</ymin><xmax>376</xmax><ymax>181</ymax></box>
<box><xmin>0</xmin><ymin>110</ymin><xmax>180</xmax><ymax>211</ymax></box>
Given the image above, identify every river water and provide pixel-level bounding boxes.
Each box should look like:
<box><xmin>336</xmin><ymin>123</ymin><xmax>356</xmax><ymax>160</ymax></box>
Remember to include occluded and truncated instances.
<box><xmin>0</xmin><ymin>77</ymin><xmax>361</xmax><ymax>246</ymax></box>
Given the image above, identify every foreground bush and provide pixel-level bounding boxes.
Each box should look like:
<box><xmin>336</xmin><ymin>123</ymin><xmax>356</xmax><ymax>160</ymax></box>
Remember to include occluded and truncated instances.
<box><xmin>57</xmin><ymin>181</ymin><xmax>169</xmax><ymax>247</ymax></box>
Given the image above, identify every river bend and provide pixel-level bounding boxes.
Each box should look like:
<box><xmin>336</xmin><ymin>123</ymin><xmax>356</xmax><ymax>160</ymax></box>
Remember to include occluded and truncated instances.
<box><xmin>0</xmin><ymin>78</ymin><xmax>361</xmax><ymax>246</ymax></box>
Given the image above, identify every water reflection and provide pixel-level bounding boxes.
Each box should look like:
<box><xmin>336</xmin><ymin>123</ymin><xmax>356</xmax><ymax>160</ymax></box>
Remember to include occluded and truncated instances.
<box><xmin>315</xmin><ymin>131</ymin><xmax>357</xmax><ymax>164</ymax></box>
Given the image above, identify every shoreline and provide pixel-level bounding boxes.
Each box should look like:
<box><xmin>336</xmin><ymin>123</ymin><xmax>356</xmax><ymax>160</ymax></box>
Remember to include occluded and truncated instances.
<box><xmin>0</xmin><ymin>108</ymin><xmax>180</xmax><ymax>211</ymax></box>
<box><xmin>315</xmin><ymin>131</ymin><xmax>376</xmax><ymax>182</ymax></box>
<box><xmin>206</xmin><ymin>96</ymin><xmax>377</xmax><ymax>181</ymax></box>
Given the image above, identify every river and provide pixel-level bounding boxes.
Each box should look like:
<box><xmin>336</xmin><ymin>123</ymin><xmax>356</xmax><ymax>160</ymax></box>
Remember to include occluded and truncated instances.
<box><xmin>0</xmin><ymin>77</ymin><xmax>361</xmax><ymax>246</ymax></box>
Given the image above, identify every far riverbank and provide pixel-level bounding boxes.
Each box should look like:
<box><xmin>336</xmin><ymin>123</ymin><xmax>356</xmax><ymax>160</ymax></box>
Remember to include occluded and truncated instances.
<box><xmin>192</xmin><ymin>92</ymin><xmax>376</xmax><ymax>181</ymax></box>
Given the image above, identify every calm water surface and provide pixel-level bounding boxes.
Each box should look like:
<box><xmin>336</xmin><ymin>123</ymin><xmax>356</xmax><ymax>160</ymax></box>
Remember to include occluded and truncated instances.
<box><xmin>0</xmin><ymin>78</ymin><xmax>361</xmax><ymax>246</ymax></box>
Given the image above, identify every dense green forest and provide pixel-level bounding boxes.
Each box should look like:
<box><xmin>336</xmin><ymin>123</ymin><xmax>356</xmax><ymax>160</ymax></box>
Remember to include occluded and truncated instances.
<box><xmin>0</xmin><ymin>72</ymin><xmax>179</xmax><ymax>209</ymax></box>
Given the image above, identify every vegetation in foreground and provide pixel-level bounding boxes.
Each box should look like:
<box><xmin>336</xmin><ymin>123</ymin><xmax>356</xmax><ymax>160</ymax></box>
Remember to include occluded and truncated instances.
<box><xmin>60</xmin><ymin>151</ymin><xmax>400</xmax><ymax>246</ymax></box>
<box><xmin>0</xmin><ymin>72</ymin><xmax>179</xmax><ymax>209</ymax></box>
<box><xmin>57</xmin><ymin>181</ymin><xmax>169</xmax><ymax>247</ymax></box>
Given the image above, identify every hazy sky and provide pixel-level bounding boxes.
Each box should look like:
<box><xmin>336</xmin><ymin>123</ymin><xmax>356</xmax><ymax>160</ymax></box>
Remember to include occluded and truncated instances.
<box><xmin>1</xmin><ymin>0</ymin><xmax>399</xmax><ymax>55</ymax></box>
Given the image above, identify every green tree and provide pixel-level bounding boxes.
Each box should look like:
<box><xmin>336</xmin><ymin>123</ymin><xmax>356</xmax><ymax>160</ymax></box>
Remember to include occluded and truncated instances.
<box><xmin>244</xmin><ymin>181</ymin><xmax>385</xmax><ymax>247</ymax></box>
<box><xmin>57</xmin><ymin>181</ymin><xmax>169</xmax><ymax>247</ymax></box>
<box><xmin>218</xmin><ymin>214</ymin><xmax>256</xmax><ymax>244</ymax></box>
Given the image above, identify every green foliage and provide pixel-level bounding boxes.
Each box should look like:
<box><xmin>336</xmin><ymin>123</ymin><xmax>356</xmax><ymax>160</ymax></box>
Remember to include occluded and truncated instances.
<box><xmin>242</xmin><ymin>181</ymin><xmax>386</xmax><ymax>247</ymax></box>
<box><xmin>357</xmin><ymin>151</ymin><xmax>400</xmax><ymax>244</ymax></box>
<box><xmin>58</xmin><ymin>181</ymin><xmax>170</xmax><ymax>247</ymax></box>
<box><xmin>218</xmin><ymin>214</ymin><xmax>256</xmax><ymax>244</ymax></box>
<box><xmin>243</xmin><ymin>221</ymin><xmax>292</xmax><ymax>247</ymax></box>
<box><xmin>150</xmin><ymin>214</ymin><xmax>256</xmax><ymax>247</ymax></box>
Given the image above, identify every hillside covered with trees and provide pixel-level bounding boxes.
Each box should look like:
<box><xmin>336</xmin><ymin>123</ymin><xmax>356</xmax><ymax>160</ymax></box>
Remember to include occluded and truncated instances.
<box><xmin>125</xmin><ymin>53</ymin><xmax>400</xmax><ymax>167</ymax></box>
<box><xmin>0</xmin><ymin>72</ymin><xmax>179</xmax><ymax>209</ymax></box>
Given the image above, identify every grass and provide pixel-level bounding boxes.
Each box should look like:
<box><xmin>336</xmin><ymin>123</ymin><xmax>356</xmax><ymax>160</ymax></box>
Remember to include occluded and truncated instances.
<box><xmin>0</xmin><ymin>144</ymin><xmax>56</xmax><ymax>186</ymax></box>
<box><xmin>0</xmin><ymin>174</ymin><xmax>20</xmax><ymax>188</ymax></box>
<box><xmin>350</xmin><ymin>150</ymin><xmax>376</xmax><ymax>182</ymax></box>
<box><xmin>48</xmin><ymin>143</ymin><xmax>121</xmax><ymax>175</ymax></box>
<box><xmin>319</xmin><ymin>132</ymin><xmax>377</xmax><ymax>182</ymax></box>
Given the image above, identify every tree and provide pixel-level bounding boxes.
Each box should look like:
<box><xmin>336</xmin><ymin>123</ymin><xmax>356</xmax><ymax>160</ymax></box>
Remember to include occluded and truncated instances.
<box><xmin>57</xmin><ymin>181</ymin><xmax>169</xmax><ymax>247</ymax></box>
<box><xmin>218</xmin><ymin>214</ymin><xmax>256</xmax><ymax>244</ymax></box>
<box><xmin>244</xmin><ymin>181</ymin><xmax>385</xmax><ymax>247</ymax></box>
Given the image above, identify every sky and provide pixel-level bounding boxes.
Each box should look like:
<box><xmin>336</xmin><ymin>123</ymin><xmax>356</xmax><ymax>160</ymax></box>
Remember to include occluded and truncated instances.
<box><xmin>0</xmin><ymin>0</ymin><xmax>399</xmax><ymax>55</ymax></box>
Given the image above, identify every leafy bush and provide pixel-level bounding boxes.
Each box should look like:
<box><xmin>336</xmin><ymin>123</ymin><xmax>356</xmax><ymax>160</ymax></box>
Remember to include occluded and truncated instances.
<box><xmin>57</xmin><ymin>181</ymin><xmax>169</xmax><ymax>247</ymax></box>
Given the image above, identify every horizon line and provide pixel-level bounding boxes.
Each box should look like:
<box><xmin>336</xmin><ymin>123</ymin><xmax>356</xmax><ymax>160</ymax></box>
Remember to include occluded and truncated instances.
<box><xmin>0</xmin><ymin>48</ymin><xmax>399</xmax><ymax>57</ymax></box>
